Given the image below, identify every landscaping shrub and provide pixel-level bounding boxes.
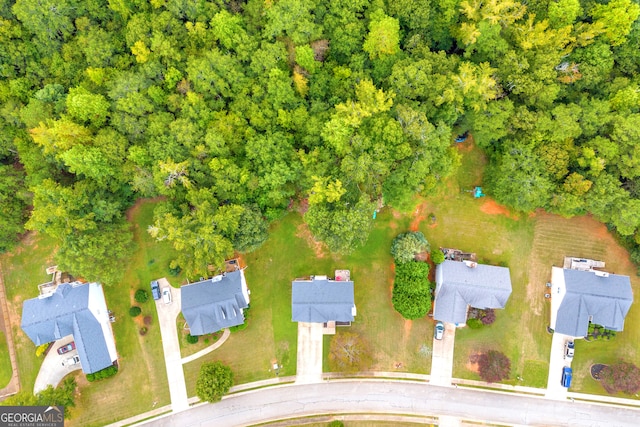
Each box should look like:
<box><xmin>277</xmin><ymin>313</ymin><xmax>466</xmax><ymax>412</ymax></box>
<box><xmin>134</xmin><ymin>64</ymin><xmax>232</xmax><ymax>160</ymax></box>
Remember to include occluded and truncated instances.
<box><xmin>129</xmin><ymin>306</ymin><xmax>141</xmax><ymax>317</ymax></box>
<box><xmin>169</xmin><ymin>264</ymin><xmax>181</xmax><ymax>276</ymax></box>
<box><xmin>600</xmin><ymin>361</ymin><xmax>640</xmax><ymax>394</ymax></box>
<box><xmin>467</xmin><ymin>318</ymin><xmax>483</xmax><ymax>329</ymax></box>
<box><xmin>431</xmin><ymin>249</ymin><xmax>445</xmax><ymax>265</ymax></box>
<box><xmin>139</xmin><ymin>327</ymin><xmax>148</xmax><ymax>336</ymax></box>
<box><xmin>392</xmin><ymin>260</ymin><xmax>432</xmax><ymax>319</ymax></box>
<box><xmin>186</xmin><ymin>334</ymin><xmax>199</xmax><ymax>344</ymax></box>
<box><xmin>480</xmin><ymin>309</ymin><xmax>496</xmax><ymax>325</ymax></box>
<box><xmin>86</xmin><ymin>365</ymin><xmax>118</xmax><ymax>382</ymax></box>
<box><xmin>329</xmin><ymin>421</ymin><xmax>345</xmax><ymax>427</ymax></box>
<box><xmin>478</xmin><ymin>350</ymin><xmax>511</xmax><ymax>383</ymax></box>
<box><xmin>35</xmin><ymin>343</ymin><xmax>50</xmax><ymax>358</ymax></box>
<box><xmin>230</xmin><ymin>306</ymin><xmax>250</xmax><ymax>332</ymax></box>
<box><xmin>134</xmin><ymin>289</ymin><xmax>149</xmax><ymax>303</ymax></box>
<box><xmin>144</xmin><ymin>315</ymin><xmax>152</xmax><ymax>325</ymax></box>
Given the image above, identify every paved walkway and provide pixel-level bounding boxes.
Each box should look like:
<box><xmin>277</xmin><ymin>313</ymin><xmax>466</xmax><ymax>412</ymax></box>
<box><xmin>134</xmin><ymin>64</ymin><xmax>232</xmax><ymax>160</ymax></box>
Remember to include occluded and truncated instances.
<box><xmin>155</xmin><ymin>278</ymin><xmax>189</xmax><ymax>413</ymax></box>
<box><xmin>430</xmin><ymin>322</ymin><xmax>456</xmax><ymax>386</ymax></box>
<box><xmin>0</xmin><ymin>262</ymin><xmax>19</xmax><ymax>399</ymax></box>
<box><xmin>295</xmin><ymin>322</ymin><xmax>323</xmax><ymax>384</ymax></box>
<box><xmin>181</xmin><ymin>329</ymin><xmax>230</xmax><ymax>364</ymax></box>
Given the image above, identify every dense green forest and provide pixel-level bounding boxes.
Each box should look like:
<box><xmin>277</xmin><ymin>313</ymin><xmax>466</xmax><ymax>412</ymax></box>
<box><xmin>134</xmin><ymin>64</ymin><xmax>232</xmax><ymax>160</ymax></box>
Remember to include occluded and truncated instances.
<box><xmin>1</xmin><ymin>0</ymin><xmax>640</xmax><ymax>283</ymax></box>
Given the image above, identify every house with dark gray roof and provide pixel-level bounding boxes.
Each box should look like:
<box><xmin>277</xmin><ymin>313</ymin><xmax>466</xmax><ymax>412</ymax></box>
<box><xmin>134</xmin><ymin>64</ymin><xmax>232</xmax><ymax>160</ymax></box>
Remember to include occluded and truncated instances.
<box><xmin>292</xmin><ymin>275</ymin><xmax>356</xmax><ymax>323</ymax></box>
<box><xmin>21</xmin><ymin>282</ymin><xmax>117</xmax><ymax>374</ymax></box>
<box><xmin>550</xmin><ymin>267</ymin><xmax>633</xmax><ymax>337</ymax></box>
<box><xmin>181</xmin><ymin>269</ymin><xmax>250</xmax><ymax>336</ymax></box>
<box><xmin>434</xmin><ymin>260</ymin><xmax>512</xmax><ymax>325</ymax></box>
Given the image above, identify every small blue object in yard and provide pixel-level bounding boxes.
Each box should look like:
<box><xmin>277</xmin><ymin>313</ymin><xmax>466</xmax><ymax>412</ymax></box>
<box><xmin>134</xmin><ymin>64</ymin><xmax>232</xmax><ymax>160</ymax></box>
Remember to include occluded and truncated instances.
<box><xmin>373</xmin><ymin>210</ymin><xmax>377</xmax><ymax>219</ymax></box>
<box><xmin>455</xmin><ymin>131</ymin><xmax>469</xmax><ymax>143</ymax></box>
<box><xmin>474</xmin><ymin>186</ymin><xmax>485</xmax><ymax>198</ymax></box>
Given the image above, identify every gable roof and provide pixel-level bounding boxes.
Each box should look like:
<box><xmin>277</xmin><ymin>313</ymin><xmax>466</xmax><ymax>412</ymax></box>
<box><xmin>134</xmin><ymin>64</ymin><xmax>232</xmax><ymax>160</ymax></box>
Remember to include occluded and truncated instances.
<box><xmin>292</xmin><ymin>277</ymin><xmax>355</xmax><ymax>323</ymax></box>
<box><xmin>181</xmin><ymin>270</ymin><xmax>249</xmax><ymax>336</ymax></box>
<box><xmin>434</xmin><ymin>260</ymin><xmax>512</xmax><ymax>324</ymax></box>
<box><xmin>21</xmin><ymin>282</ymin><xmax>116</xmax><ymax>374</ymax></box>
<box><xmin>555</xmin><ymin>269</ymin><xmax>633</xmax><ymax>337</ymax></box>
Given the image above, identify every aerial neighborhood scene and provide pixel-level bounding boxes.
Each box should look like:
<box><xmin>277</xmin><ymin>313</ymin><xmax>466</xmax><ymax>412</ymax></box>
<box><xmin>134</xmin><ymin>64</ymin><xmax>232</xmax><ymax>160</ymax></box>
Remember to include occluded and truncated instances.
<box><xmin>2</xmin><ymin>0</ymin><xmax>640</xmax><ymax>426</ymax></box>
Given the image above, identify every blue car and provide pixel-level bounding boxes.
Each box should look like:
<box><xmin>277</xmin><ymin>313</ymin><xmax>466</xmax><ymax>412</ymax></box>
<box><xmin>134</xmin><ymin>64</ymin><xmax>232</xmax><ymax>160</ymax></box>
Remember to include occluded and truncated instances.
<box><xmin>150</xmin><ymin>280</ymin><xmax>161</xmax><ymax>300</ymax></box>
<box><xmin>561</xmin><ymin>367</ymin><xmax>572</xmax><ymax>388</ymax></box>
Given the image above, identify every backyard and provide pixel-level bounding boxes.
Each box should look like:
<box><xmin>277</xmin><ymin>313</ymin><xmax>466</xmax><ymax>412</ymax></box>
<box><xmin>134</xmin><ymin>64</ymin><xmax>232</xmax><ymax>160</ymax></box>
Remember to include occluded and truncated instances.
<box><xmin>2</xmin><ymin>141</ymin><xmax>640</xmax><ymax>426</ymax></box>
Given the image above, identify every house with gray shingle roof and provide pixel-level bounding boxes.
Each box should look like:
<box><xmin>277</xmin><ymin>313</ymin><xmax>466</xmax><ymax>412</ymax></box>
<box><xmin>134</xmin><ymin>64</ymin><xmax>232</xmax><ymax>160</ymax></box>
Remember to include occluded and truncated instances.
<box><xmin>21</xmin><ymin>282</ymin><xmax>117</xmax><ymax>374</ymax></box>
<box><xmin>550</xmin><ymin>267</ymin><xmax>633</xmax><ymax>338</ymax></box>
<box><xmin>292</xmin><ymin>275</ymin><xmax>356</xmax><ymax>323</ymax></box>
<box><xmin>181</xmin><ymin>270</ymin><xmax>250</xmax><ymax>336</ymax></box>
<box><xmin>434</xmin><ymin>260</ymin><xmax>512</xmax><ymax>325</ymax></box>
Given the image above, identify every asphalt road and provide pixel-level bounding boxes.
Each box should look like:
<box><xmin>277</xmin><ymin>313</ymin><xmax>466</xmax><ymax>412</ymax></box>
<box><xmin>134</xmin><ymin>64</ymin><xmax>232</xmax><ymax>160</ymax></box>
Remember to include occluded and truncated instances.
<box><xmin>143</xmin><ymin>380</ymin><xmax>640</xmax><ymax>427</ymax></box>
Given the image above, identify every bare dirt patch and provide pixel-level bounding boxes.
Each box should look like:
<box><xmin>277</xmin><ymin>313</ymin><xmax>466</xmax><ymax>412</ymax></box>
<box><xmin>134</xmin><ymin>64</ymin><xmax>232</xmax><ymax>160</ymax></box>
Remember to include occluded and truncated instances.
<box><xmin>480</xmin><ymin>199</ymin><xmax>517</xmax><ymax>218</ymax></box>
<box><xmin>410</xmin><ymin>202</ymin><xmax>429</xmax><ymax>231</ymax></box>
<box><xmin>466</xmin><ymin>353</ymin><xmax>481</xmax><ymax>374</ymax></box>
<box><xmin>295</xmin><ymin>223</ymin><xmax>327</xmax><ymax>258</ymax></box>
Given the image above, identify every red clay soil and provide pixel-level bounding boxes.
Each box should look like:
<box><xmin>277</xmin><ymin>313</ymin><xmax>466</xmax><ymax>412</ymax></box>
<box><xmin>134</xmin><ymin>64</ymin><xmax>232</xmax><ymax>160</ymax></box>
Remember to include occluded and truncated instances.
<box><xmin>480</xmin><ymin>199</ymin><xmax>517</xmax><ymax>219</ymax></box>
<box><xmin>409</xmin><ymin>201</ymin><xmax>430</xmax><ymax>231</ymax></box>
<box><xmin>296</xmin><ymin>223</ymin><xmax>326</xmax><ymax>258</ymax></box>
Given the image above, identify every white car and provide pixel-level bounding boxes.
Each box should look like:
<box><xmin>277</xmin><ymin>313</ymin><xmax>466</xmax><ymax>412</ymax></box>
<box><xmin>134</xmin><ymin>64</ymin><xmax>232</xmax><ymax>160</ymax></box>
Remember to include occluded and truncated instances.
<box><xmin>62</xmin><ymin>355</ymin><xmax>80</xmax><ymax>367</ymax></box>
<box><xmin>162</xmin><ymin>287</ymin><xmax>172</xmax><ymax>304</ymax></box>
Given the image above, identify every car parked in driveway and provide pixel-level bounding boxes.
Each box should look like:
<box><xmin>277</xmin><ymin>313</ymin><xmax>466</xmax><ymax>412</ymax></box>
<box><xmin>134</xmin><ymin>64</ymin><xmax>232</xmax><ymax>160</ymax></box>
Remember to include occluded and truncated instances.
<box><xmin>57</xmin><ymin>342</ymin><xmax>75</xmax><ymax>355</ymax></box>
<box><xmin>564</xmin><ymin>340</ymin><xmax>574</xmax><ymax>359</ymax></box>
<box><xmin>150</xmin><ymin>280</ymin><xmax>161</xmax><ymax>300</ymax></box>
<box><xmin>162</xmin><ymin>287</ymin><xmax>172</xmax><ymax>304</ymax></box>
<box><xmin>62</xmin><ymin>355</ymin><xmax>80</xmax><ymax>367</ymax></box>
<box><xmin>434</xmin><ymin>321</ymin><xmax>445</xmax><ymax>340</ymax></box>
<box><xmin>561</xmin><ymin>366</ymin><xmax>572</xmax><ymax>388</ymax></box>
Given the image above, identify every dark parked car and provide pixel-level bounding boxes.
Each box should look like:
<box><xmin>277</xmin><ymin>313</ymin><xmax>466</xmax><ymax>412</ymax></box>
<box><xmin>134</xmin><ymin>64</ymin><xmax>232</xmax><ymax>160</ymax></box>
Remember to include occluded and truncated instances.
<box><xmin>561</xmin><ymin>367</ymin><xmax>572</xmax><ymax>388</ymax></box>
<box><xmin>57</xmin><ymin>342</ymin><xmax>75</xmax><ymax>355</ymax></box>
<box><xmin>434</xmin><ymin>321</ymin><xmax>445</xmax><ymax>340</ymax></box>
<box><xmin>150</xmin><ymin>280</ymin><xmax>161</xmax><ymax>300</ymax></box>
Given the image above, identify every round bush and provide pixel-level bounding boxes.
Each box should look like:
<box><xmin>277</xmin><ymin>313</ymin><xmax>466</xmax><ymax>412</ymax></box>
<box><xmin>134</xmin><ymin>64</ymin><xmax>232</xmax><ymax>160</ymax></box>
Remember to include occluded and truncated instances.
<box><xmin>129</xmin><ymin>306</ymin><xmax>142</xmax><ymax>317</ymax></box>
<box><xmin>139</xmin><ymin>327</ymin><xmax>148</xmax><ymax>336</ymax></box>
<box><xmin>186</xmin><ymin>334</ymin><xmax>199</xmax><ymax>344</ymax></box>
<box><xmin>134</xmin><ymin>289</ymin><xmax>149</xmax><ymax>303</ymax></box>
<box><xmin>467</xmin><ymin>318</ymin><xmax>483</xmax><ymax>329</ymax></box>
<box><xmin>144</xmin><ymin>315</ymin><xmax>152</xmax><ymax>325</ymax></box>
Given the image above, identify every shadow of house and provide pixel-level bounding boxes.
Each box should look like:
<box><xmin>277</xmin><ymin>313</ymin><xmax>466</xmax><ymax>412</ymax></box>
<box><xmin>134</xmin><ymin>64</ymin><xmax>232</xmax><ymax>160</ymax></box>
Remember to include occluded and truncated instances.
<box><xmin>21</xmin><ymin>282</ymin><xmax>117</xmax><ymax>374</ymax></box>
<box><xmin>181</xmin><ymin>270</ymin><xmax>250</xmax><ymax>336</ymax></box>
<box><xmin>551</xmin><ymin>267</ymin><xmax>633</xmax><ymax>338</ymax></box>
<box><xmin>434</xmin><ymin>260</ymin><xmax>512</xmax><ymax>326</ymax></box>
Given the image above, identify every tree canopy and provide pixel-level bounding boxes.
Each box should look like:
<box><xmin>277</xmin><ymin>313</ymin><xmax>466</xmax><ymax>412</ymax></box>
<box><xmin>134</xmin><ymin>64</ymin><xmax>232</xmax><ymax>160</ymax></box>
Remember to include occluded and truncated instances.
<box><xmin>195</xmin><ymin>361</ymin><xmax>233</xmax><ymax>403</ymax></box>
<box><xmin>1</xmin><ymin>0</ymin><xmax>640</xmax><ymax>277</ymax></box>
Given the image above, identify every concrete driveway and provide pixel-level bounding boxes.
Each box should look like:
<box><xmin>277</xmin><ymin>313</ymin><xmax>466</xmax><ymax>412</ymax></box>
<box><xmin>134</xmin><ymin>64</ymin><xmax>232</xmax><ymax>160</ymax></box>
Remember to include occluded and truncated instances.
<box><xmin>295</xmin><ymin>322</ymin><xmax>323</xmax><ymax>384</ymax></box>
<box><xmin>34</xmin><ymin>335</ymin><xmax>81</xmax><ymax>393</ymax></box>
<box><xmin>155</xmin><ymin>278</ymin><xmax>189</xmax><ymax>412</ymax></box>
<box><xmin>545</xmin><ymin>332</ymin><xmax>572</xmax><ymax>399</ymax></box>
<box><xmin>430</xmin><ymin>322</ymin><xmax>456</xmax><ymax>386</ymax></box>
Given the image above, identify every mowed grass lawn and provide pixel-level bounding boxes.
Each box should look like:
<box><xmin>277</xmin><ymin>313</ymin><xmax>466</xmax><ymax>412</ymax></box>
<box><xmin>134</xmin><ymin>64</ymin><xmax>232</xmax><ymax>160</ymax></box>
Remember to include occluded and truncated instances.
<box><xmin>0</xmin><ymin>332</ymin><xmax>12</xmax><ymax>389</ymax></box>
<box><xmin>184</xmin><ymin>210</ymin><xmax>433</xmax><ymax>396</ymax></box>
<box><xmin>0</xmin><ymin>200</ymin><xmax>183</xmax><ymax>426</ymax></box>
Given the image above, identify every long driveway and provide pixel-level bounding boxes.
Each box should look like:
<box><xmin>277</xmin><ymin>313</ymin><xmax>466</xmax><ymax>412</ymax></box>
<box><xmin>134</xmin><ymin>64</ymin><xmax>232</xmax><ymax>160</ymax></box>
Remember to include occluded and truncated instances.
<box><xmin>33</xmin><ymin>336</ymin><xmax>81</xmax><ymax>393</ymax></box>
<box><xmin>546</xmin><ymin>332</ymin><xmax>572</xmax><ymax>399</ymax></box>
<box><xmin>155</xmin><ymin>279</ymin><xmax>189</xmax><ymax>413</ymax></box>
<box><xmin>142</xmin><ymin>380</ymin><xmax>640</xmax><ymax>427</ymax></box>
<box><xmin>430</xmin><ymin>322</ymin><xmax>456</xmax><ymax>386</ymax></box>
<box><xmin>295</xmin><ymin>322</ymin><xmax>323</xmax><ymax>384</ymax></box>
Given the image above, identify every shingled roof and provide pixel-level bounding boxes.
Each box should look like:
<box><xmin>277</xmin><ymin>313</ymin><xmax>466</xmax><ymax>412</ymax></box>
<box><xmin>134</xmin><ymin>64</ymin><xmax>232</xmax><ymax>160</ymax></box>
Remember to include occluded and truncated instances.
<box><xmin>434</xmin><ymin>260</ymin><xmax>512</xmax><ymax>324</ymax></box>
<box><xmin>181</xmin><ymin>270</ymin><xmax>249</xmax><ymax>336</ymax></box>
<box><xmin>292</xmin><ymin>276</ymin><xmax>355</xmax><ymax>323</ymax></box>
<box><xmin>21</xmin><ymin>282</ymin><xmax>117</xmax><ymax>374</ymax></box>
<box><xmin>554</xmin><ymin>268</ymin><xmax>633</xmax><ymax>337</ymax></box>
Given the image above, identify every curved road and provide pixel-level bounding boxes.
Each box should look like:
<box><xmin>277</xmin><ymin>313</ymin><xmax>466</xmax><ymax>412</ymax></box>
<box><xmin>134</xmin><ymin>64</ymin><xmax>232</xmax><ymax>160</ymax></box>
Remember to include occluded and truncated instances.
<box><xmin>143</xmin><ymin>380</ymin><xmax>639</xmax><ymax>427</ymax></box>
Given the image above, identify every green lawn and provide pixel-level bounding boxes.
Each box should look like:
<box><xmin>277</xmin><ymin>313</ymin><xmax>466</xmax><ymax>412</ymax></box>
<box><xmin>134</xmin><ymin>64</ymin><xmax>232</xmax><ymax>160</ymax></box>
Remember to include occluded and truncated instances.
<box><xmin>69</xmin><ymin>200</ymin><xmax>182</xmax><ymax>426</ymax></box>
<box><xmin>0</xmin><ymin>232</ymin><xmax>59</xmax><ymax>392</ymax></box>
<box><xmin>0</xmin><ymin>332</ymin><xmax>12</xmax><ymax>389</ymax></box>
